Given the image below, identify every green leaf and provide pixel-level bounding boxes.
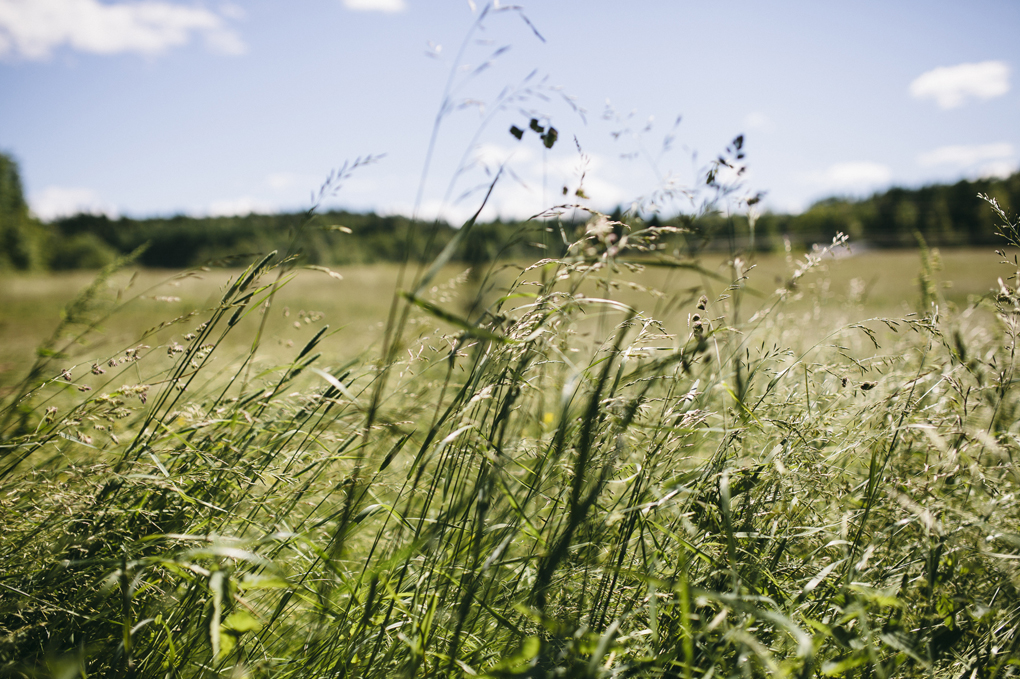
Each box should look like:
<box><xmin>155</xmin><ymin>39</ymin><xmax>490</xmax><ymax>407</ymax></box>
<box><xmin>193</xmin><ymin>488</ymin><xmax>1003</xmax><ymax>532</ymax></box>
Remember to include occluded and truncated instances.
<box><xmin>223</xmin><ymin>610</ymin><xmax>261</xmax><ymax>634</ymax></box>
<box><xmin>239</xmin><ymin>573</ymin><xmax>289</xmax><ymax>590</ymax></box>
<box><xmin>541</xmin><ymin>126</ymin><xmax>558</xmax><ymax>149</ymax></box>
<box><xmin>822</xmin><ymin>652</ymin><xmax>868</xmax><ymax>676</ymax></box>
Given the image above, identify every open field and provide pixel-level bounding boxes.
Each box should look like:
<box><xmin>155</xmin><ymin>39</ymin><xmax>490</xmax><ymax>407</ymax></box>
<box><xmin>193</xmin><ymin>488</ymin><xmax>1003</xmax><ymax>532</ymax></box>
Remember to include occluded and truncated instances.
<box><xmin>0</xmin><ymin>246</ymin><xmax>1006</xmax><ymax>391</ymax></box>
<box><xmin>1</xmin><ymin>234</ymin><xmax>1019</xmax><ymax>677</ymax></box>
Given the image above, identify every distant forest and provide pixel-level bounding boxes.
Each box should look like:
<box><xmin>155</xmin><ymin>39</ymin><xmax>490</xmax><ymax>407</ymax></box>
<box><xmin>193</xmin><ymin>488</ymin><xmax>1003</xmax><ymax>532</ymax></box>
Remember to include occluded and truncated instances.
<box><xmin>1</xmin><ymin>151</ymin><xmax>1018</xmax><ymax>271</ymax></box>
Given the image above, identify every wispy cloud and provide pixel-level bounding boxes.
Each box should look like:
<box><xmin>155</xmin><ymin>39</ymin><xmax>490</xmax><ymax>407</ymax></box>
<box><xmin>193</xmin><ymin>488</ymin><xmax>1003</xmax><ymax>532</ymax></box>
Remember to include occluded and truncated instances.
<box><xmin>918</xmin><ymin>143</ymin><xmax>1017</xmax><ymax>179</ymax></box>
<box><xmin>29</xmin><ymin>186</ymin><xmax>118</xmax><ymax>221</ymax></box>
<box><xmin>917</xmin><ymin>142</ymin><xmax>1013</xmax><ymax>167</ymax></box>
<box><xmin>341</xmin><ymin>0</ymin><xmax>407</xmax><ymax>13</ymax></box>
<box><xmin>807</xmin><ymin>161</ymin><xmax>891</xmax><ymax>193</ymax></box>
<box><xmin>909</xmin><ymin>61</ymin><xmax>1010</xmax><ymax>109</ymax></box>
<box><xmin>0</xmin><ymin>0</ymin><xmax>245</xmax><ymax>60</ymax></box>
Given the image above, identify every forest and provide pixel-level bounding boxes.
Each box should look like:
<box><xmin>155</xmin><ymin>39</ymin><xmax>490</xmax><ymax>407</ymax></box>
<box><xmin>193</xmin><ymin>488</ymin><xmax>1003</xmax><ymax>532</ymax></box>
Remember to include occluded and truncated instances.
<box><xmin>2</xmin><ymin>150</ymin><xmax>1019</xmax><ymax>272</ymax></box>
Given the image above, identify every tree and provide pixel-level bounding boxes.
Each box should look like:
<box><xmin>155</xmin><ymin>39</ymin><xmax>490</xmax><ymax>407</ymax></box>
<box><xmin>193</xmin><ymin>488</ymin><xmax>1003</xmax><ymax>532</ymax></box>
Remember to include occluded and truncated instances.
<box><xmin>0</xmin><ymin>151</ymin><xmax>45</xmax><ymax>270</ymax></box>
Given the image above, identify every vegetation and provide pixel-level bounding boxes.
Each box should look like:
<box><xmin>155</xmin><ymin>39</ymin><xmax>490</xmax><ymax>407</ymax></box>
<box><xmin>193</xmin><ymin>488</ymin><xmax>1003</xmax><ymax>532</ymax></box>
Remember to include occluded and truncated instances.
<box><xmin>3</xmin><ymin>6</ymin><xmax>1019</xmax><ymax>675</ymax></box>
<box><xmin>751</xmin><ymin>173</ymin><xmax>1020</xmax><ymax>248</ymax></box>
<box><xmin>0</xmin><ymin>153</ymin><xmax>46</xmax><ymax>271</ymax></box>
<box><xmin>1</xmin><ymin>146</ymin><xmax>1018</xmax><ymax>272</ymax></box>
<box><xmin>1</xmin><ymin>183</ymin><xmax>1019</xmax><ymax>676</ymax></box>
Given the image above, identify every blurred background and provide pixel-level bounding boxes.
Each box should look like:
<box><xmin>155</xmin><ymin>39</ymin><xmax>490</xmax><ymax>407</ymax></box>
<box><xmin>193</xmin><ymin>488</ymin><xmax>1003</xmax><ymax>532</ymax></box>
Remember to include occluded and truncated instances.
<box><xmin>1</xmin><ymin>0</ymin><xmax>1019</xmax><ymax>375</ymax></box>
<box><xmin>0</xmin><ymin>0</ymin><xmax>1017</xmax><ymax>227</ymax></box>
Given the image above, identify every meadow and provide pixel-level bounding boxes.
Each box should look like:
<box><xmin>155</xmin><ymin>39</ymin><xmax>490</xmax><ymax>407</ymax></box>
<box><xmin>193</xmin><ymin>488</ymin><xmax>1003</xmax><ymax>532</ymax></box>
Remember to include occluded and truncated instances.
<box><xmin>1</xmin><ymin>198</ymin><xmax>1019</xmax><ymax>678</ymax></box>
<box><xmin>0</xmin><ymin>246</ymin><xmax>1003</xmax><ymax>391</ymax></box>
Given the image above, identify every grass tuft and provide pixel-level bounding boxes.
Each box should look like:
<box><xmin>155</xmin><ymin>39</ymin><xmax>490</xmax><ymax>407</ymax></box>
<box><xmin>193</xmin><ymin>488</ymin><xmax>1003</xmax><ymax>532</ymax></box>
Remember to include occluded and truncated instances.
<box><xmin>0</xmin><ymin>199</ymin><xmax>1018</xmax><ymax>677</ymax></box>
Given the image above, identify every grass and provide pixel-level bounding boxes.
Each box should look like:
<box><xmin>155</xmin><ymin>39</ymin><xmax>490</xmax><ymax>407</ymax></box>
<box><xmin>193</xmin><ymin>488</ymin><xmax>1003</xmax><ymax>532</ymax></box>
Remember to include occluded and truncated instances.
<box><xmin>0</xmin><ymin>246</ymin><xmax>1006</xmax><ymax>391</ymax></box>
<box><xmin>2</xmin><ymin>3</ymin><xmax>1019</xmax><ymax>672</ymax></box>
<box><xmin>0</xmin><ymin>263</ymin><xmax>422</xmax><ymax>392</ymax></box>
<box><xmin>0</xmin><ymin>201</ymin><xmax>1018</xmax><ymax>677</ymax></box>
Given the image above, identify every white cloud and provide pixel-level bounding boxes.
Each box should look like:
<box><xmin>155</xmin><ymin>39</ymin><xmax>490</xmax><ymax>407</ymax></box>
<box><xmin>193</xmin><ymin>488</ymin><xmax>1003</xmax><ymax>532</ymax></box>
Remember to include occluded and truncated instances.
<box><xmin>30</xmin><ymin>186</ymin><xmax>119</xmax><ymax>221</ymax></box>
<box><xmin>917</xmin><ymin>142</ymin><xmax>1014</xmax><ymax>168</ymax></box>
<box><xmin>977</xmin><ymin>159</ymin><xmax>1019</xmax><ymax>179</ymax></box>
<box><xmin>909</xmin><ymin>61</ymin><xmax>1010</xmax><ymax>109</ymax></box>
<box><xmin>471</xmin><ymin>145</ymin><xmax>627</xmax><ymax>220</ymax></box>
<box><xmin>0</xmin><ymin>0</ymin><xmax>245</xmax><ymax>60</ymax></box>
<box><xmin>342</xmin><ymin>0</ymin><xmax>406</xmax><ymax>13</ymax></box>
<box><xmin>380</xmin><ymin>145</ymin><xmax>629</xmax><ymax>224</ymax></box>
<box><xmin>808</xmin><ymin>162</ymin><xmax>891</xmax><ymax>193</ymax></box>
<box><xmin>206</xmin><ymin>196</ymin><xmax>276</xmax><ymax>217</ymax></box>
<box><xmin>473</xmin><ymin>142</ymin><xmax>536</xmax><ymax>169</ymax></box>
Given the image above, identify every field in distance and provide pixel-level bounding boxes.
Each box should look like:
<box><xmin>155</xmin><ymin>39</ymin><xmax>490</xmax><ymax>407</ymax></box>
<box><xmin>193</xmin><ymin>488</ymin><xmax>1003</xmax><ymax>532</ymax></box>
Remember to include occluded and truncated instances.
<box><xmin>0</xmin><ymin>246</ymin><xmax>1009</xmax><ymax>392</ymax></box>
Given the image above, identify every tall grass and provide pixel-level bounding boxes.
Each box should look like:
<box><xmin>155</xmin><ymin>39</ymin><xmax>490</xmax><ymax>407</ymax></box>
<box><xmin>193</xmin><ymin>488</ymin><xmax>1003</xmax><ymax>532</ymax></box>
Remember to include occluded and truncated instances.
<box><xmin>1</xmin><ymin>192</ymin><xmax>1018</xmax><ymax>677</ymax></box>
<box><xmin>2</xmin><ymin>6</ymin><xmax>1020</xmax><ymax>676</ymax></box>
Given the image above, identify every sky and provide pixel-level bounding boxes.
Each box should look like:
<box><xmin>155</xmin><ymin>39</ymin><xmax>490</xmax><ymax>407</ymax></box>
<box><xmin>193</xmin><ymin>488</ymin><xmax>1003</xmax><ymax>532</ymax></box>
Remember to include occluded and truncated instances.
<box><xmin>1</xmin><ymin>0</ymin><xmax>1018</xmax><ymax>225</ymax></box>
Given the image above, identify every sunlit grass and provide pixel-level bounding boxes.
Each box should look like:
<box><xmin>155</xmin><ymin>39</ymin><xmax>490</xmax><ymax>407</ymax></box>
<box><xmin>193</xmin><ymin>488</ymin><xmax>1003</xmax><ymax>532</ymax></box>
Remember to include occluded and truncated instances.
<box><xmin>1</xmin><ymin>205</ymin><xmax>1018</xmax><ymax>677</ymax></box>
<box><xmin>0</xmin><ymin>246</ymin><xmax>1006</xmax><ymax>391</ymax></box>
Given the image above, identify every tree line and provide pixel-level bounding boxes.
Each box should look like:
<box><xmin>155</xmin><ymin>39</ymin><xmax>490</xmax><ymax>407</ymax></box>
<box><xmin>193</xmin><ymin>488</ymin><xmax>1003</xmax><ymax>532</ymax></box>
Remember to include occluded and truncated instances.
<box><xmin>1</xmin><ymin>150</ymin><xmax>1018</xmax><ymax>272</ymax></box>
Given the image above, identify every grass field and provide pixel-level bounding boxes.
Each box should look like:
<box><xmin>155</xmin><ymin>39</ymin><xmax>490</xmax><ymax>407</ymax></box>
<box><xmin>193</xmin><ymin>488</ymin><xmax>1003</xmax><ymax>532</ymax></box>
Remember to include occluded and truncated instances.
<box><xmin>1</xmin><ymin>226</ymin><xmax>1019</xmax><ymax>677</ymax></box>
<box><xmin>0</xmin><ymin>246</ymin><xmax>1004</xmax><ymax>391</ymax></box>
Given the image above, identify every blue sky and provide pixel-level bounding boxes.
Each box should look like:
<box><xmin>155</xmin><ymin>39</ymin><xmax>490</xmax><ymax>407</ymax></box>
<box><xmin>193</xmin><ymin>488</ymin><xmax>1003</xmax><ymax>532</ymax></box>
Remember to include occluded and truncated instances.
<box><xmin>1</xmin><ymin>0</ymin><xmax>1018</xmax><ymax>224</ymax></box>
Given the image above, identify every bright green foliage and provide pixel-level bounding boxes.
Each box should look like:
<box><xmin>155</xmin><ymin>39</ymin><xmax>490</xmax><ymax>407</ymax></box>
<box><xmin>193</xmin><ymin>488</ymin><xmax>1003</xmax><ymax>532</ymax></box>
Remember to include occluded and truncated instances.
<box><xmin>0</xmin><ymin>200</ymin><xmax>1018</xmax><ymax>678</ymax></box>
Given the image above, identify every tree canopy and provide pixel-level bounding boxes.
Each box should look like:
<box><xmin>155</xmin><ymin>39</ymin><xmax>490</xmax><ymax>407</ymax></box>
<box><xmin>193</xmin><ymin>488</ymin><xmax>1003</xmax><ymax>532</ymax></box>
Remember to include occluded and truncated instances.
<box><xmin>3</xmin><ymin>149</ymin><xmax>1018</xmax><ymax>271</ymax></box>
